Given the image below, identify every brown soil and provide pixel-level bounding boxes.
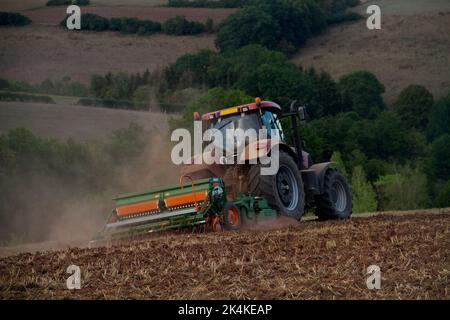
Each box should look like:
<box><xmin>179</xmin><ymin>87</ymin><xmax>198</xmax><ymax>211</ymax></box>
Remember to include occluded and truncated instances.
<box><xmin>0</xmin><ymin>24</ymin><xmax>216</xmax><ymax>83</ymax></box>
<box><xmin>0</xmin><ymin>101</ymin><xmax>175</xmax><ymax>141</ymax></box>
<box><xmin>0</xmin><ymin>210</ymin><xmax>448</xmax><ymax>299</ymax></box>
<box><xmin>292</xmin><ymin>12</ymin><xmax>450</xmax><ymax>103</ymax></box>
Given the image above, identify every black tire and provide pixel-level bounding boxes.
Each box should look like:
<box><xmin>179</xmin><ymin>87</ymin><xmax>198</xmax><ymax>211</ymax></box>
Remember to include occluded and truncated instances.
<box><xmin>315</xmin><ymin>169</ymin><xmax>352</xmax><ymax>220</ymax></box>
<box><xmin>222</xmin><ymin>202</ymin><xmax>241</xmax><ymax>231</ymax></box>
<box><xmin>248</xmin><ymin>151</ymin><xmax>305</xmax><ymax>220</ymax></box>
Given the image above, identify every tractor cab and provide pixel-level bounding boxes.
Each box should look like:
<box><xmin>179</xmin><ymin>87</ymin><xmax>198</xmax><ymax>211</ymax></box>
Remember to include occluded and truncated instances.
<box><xmin>197</xmin><ymin>99</ymin><xmax>286</xmax><ymax>155</ymax></box>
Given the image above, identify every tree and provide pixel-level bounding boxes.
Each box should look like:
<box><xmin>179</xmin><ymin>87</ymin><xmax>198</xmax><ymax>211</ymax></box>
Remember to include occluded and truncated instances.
<box><xmin>427</xmin><ymin>93</ymin><xmax>450</xmax><ymax>141</ymax></box>
<box><xmin>351</xmin><ymin>166</ymin><xmax>377</xmax><ymax>213</ymax></box>
<box><xmin>375</xmin><ymin>166</ymin><xmax>428</xmax><ymax>211</ymax></box>
<box><xmin>170</xmin><ymin>87</ymin><xmax>253</xmax><ymax>131</ymax></box>
<box><xmin>330</xmin><ymin>151</ymin><xmax>347</xmax><ymax>178</ymax></box>
<box><xmin>338</xmin><ymin>71</ymin><xmax>385</xmax><ymax>118</ymax></box>
<box><xmin>393</xmin><ymin>84</ymin><xmax>433</xmax><ymax>130</ymax></box>
<box><xmin>434</xmin><ymin>180</ymin><xmax>450</xmax><ymax>208</ymax></box>
<box><xmin>216</xmin><ymin>6</ymin><xmax>280</xmax><ymax>52</ymax></box>
<box><xmin>430</xmin><ymin>134</ymin><xmax>450</xmax><ymax>181</ymax></box>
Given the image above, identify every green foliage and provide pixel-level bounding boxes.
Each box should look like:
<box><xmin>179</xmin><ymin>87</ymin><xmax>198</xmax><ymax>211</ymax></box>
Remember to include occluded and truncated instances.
<box><xmin>216</xmin><ymin>0</ymin><xmax>316</xmax><ymax>54</ymax></box>
<box><xmin>171</xmin><ymin>87</ymin><xmax>253</xmax><ymax>131</ymax></box>
<box><xmin>330</xmin><ymin>151</ymin><xmax>347</xmax><ymax>177</ymax></box>
<box><xmin>375</xmin><ymin>166</ymin><xmax>429</xmax><ymax>211</ymax></box>
<box><xmin>338</xmin><ymin>71</ymin><xmax>385</xmax><ymax>118</ymax></box>
<box><xmin>0</xmin><ymin>92</ymin><xmax>55</xmax><ymax>104</ymax></box>
<box><xmin>215</xmin><ymin>0</ymin><xmax>358</xmax><ymax>53</ymax></box>
<box><xmin>39</xmin><ymin>77</ymin><xmax>89</xmax><ymax>97</ymax></box>
<box><xmin>167</xmin><ymin>0</ymin><xmax>249</xmax><ymax>8</ymax></box>
<box><xmin>430</xmin><ymin>134</ymin><xmax>450</xmax><ymax>181</ymax></box>
<box><xmin>90</xmin><ymin>70</ymin><xmax>151</xmax><ymax>101</ymax></box>
<box><xmin>427</xmin><ymin>93</ymin><xmax>450</xmax><ymax>141</ymax></box>
<box><xmin>165</xmin><ymin>49</ymin><xmax>220</xmax><ymax>89</ymax></box>
<box><xmin>205</xmin><ymin>17</ymin><xmax>214</xmax><ymax>33</ymax></box>
<box><xmin>0</xmin><ymin>12</ymin><xmax>31</xmax><ymax>26</ymax></box>
<box><xmin>351</xmin><ymin>165</ymin><xmax>377</xmax><ymax>213</ymax></box>
<box><xmin>47</xmin><ymin>0</ymin><xmax>90</xmax><ymax>5</ymax></box>
<box><xmin>163</xmin><ymin>15</ymin><xmax>206</xmax><ymax>35</ymax></box>
<box><xmin>434</xmin><ymin>180</ymin><xmax>450</xmax><ymax>208</ymax></box>
<box><xmin>114</xmin><ymin>17</ymin><xmax>161</xmax><ymax>35</ymax></box>
<box><xmin>216</xmin><ymin>6</ymin><xmax>280</xmax><ymax>52</ymax></box>
<box><xmin>393</xmin><ymin>85</ymin><xmax>433</xmax><ymax>130</ymax></box>
<box><xmin>327</xmin><ymin>11</ymin><xmax>362</xmax><ymax>24</ymax></box>
<box><xmin>106</xmin><ymin>123</ymin><xmax>145</xmax><ymax>164</ymax></box>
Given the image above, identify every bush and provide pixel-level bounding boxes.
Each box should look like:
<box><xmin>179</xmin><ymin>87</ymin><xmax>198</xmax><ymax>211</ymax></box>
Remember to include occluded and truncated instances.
<box><xmin>170</xmin><ymin>87</ymin><xmax>253</xmax><ymax>131</ymax></box>
<box><xmin>338</xmin><ymin>70</ymin><xmax>385</xmax><ymax>118</ymax></box>
<box><xmin>393</xmin><ymin>85</ymin><xmax>433</xmax><ymax>130</ymax></box>
<box><xmin>434</xmin><ymin>180</ymin><xmax>450</xmax><ymax>208</ymax></box>
<box><xmin>427</xmin><ymin>93</ymin><xmax>450</xmax><ymax>141</ymax></box>
<box><xmin>0</xmin><ymin>12</ymin><xmax>31</xmax><ymax>26</ymax></box>
<box><xmin>47</xmin><ymin>0</ymin><xmax>90</xmax><ymax>6</ymax></box>
<box><xmin>167</xmin><ymin>0</ymin><xmax>249</xmax><ymax>8</ymax></box>
<box><xmin>205</xmin><ymin>17</ymin><xmax>214</xmax><ymax>33</ymax></box>
<box><xmin>163</xmin><ymin>15</ymin><xmax>206</xmax><ymax>35</ymax></box>
<box><xmin>351</xmin><ymin>165</ymin><xmax>377</xmax><ymax>213</ymax></box>
<box><xmin>375</xmin><ymin>166</ymin><xmax>429</xmax><ymax>211</ymax></box>
<box><xmin>327</xmin><ymin>11</ymin><xmax>362</xmax><ymax>25</ymax></box>
<box><xmin>76</xmin><ymin>97</ymin><xmax>142</xmax><ymax>110</ymax></box>
<box><xmin>0</xmin><ymin>92</ymin><xmax>55</xmax><ymax>104</ymax></box>
<box><xmin>430</xmin><ymin>134</ymin><xmax>450</xmax><ymax>181</ymax></box>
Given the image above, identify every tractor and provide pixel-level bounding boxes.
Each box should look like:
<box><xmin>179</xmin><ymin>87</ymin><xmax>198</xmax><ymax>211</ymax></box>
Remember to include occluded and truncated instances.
<box><xmin>182</xmin><ymin>98</ymin><xmax>352</xmax><ymax>221</ymax></box>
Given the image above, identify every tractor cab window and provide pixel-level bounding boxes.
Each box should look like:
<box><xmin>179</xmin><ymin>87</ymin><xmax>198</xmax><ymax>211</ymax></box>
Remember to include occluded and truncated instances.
<box><xmin>261</xmin><ymin>111</ymin><xmax>284</xmax><ymax>141</ymax></box>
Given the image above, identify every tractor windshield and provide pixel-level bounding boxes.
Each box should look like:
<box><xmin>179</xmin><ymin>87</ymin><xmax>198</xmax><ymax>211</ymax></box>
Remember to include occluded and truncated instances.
<box><xmin>207</xmin><ymin>112</ymin><xmax>261</xmax><ymax>154</ymax></box>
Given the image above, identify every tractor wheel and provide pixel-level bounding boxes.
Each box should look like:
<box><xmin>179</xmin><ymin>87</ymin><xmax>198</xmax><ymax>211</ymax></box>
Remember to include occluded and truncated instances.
<box><xmin>249</xmin><ymin>151</ymin><xmax>305</xmax><ymax>220</ymax></box>
<box><xmin>315</xmin><ymin>169</ymin><xmax>352</xmax><ymax>220</ymax></box>
<box><xmin>222</xmin><ymin>202</ymin><xmax>241</xmax><ymax>231</ymax></box>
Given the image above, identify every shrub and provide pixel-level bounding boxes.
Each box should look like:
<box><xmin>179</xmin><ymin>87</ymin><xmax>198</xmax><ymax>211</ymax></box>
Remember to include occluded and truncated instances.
<box><xmin>351</xmin><ymin>165</ymin><xmax>377</xmax><ymax>213</ymax></box>
<box><xmin>163</xmin><ymin>15</ymin><xmax>206</xmax><ymax>35</ymax></box>
<box><xmin>205</xmin><ymin>17</ymin><xmax>214</xmax><ymax>33</ymax></box>
<box><xmin>426</xmin><ymin>93</ymin><xmax>450</xmax><ymax>141</ymax></box>
<box><xmin>167</xmin><ymin>0</ymin><xmax>249</xmax><ymax>8</ymax></box>
<box><xmin>393</xmin><ymin>84</ymin><xmax>433</xmax><ymax>130</ymax></box>
<box><xmin>434</xmin><ymin>180</ymin><xmax>450</xmax><ymax>208</ymax></box>
<box><xmin>0</xmin><ymin>92</ymin><xmax>55</xmax><ymax>104</ymax></box>
<box><xmin>47</xmin><ymin>0</ymin><xmax>90</xmax><ymax>6</ymax></box>
<box><xmin>60</xmin><ymin>13</ymin><xmax>109</xmax><ymax>31</ymax></box>
<box><xmin>430</xmin><ymin>134</ymin><xmax>450</xmax><ymax>181</ymax></box>
<box><xmin>338</xmin><ymin>70</ymin><xmax>385</xmax><ymax>118</ymax></box>
<box><xmin>0</xmin><ymin>12</ymin><xmax>31</xmax><ymax>26</ymax></box>
<box><xmin>375</xmin><ymin>166</ymin><xmax>429</xmax><ymax>211</ymax></box>
<box><xmin>215</xmin><ymin>5</ymin><xmax>282</xmax><ymax>52</ymax></box>
<box><xmin>170</xmin><ymin>87</ymin><xmax>253</xmax><ymax>131</ymax></box>
<box><xmin>327</xmin><ymin>11</ymin><xmax>362</xmax><ymax>25</ymax></box>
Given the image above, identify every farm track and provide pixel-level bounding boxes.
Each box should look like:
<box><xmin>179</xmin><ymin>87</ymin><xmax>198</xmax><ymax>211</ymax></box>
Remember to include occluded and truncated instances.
<box><xmin>0</xmin><ymin>209</ymin><xmax>448</xmax><ymax>299</ymax></box>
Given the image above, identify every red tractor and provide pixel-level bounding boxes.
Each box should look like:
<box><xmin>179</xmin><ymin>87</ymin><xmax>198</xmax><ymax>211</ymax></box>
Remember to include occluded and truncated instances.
<box><xmin>182</xmin><ymin>98</ymin><xmax>352</xmax><ymax>221</ymax></box>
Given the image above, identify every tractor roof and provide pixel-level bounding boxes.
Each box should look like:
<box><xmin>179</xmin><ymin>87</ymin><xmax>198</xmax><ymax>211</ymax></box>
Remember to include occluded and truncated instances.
<box><xmin>201</xmin><ymin>99</ymin><xmax>281</xmax><ymax>121</ymax></box>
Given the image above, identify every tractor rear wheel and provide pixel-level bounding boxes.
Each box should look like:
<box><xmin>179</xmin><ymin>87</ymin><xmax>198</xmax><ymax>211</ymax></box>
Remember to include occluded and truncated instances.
<box><xmin>248</xmin><ymin>151</ymin><xmax>305</xmax><ymax>220</ymax></box>
<box><xmin>315</xmin><ymin>170</ymin><xmax>352</xmax><ymax>220</ymax></box>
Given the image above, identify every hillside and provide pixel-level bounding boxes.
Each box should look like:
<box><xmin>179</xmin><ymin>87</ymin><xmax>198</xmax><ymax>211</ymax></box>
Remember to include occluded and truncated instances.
<box><xmin>292</xmin><ymin>0</ymin><xmax>450</xmax><ymax>102</ymax></box>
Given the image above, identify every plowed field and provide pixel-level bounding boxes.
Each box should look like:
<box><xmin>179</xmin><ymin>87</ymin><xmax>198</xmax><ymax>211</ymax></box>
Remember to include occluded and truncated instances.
<box><xmin>0</xmin><ymin>210</ymin><xmax>448</xmax><ymax>299</ymax></box>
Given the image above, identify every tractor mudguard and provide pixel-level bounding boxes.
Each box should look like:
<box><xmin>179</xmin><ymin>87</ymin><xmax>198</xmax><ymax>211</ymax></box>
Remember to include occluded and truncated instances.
<box><xmin>309</xmin><ymin>162</ymin><xmax>335</xmax><ymax>194</ymax></box>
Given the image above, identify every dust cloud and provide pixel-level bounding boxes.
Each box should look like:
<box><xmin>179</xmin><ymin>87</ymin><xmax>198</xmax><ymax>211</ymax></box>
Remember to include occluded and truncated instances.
<box><xmin>0</xmin><ymin>114</ymin><xmax>180</xmax><ymax>253</ymax></box>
